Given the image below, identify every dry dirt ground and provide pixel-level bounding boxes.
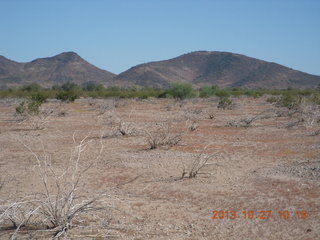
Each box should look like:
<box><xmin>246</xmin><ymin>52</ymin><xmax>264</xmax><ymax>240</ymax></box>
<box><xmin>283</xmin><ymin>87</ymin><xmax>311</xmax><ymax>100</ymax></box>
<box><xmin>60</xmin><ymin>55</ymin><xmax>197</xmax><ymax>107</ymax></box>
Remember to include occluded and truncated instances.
<box><xmin>0</xmin><ymin>96</ymin><xmax>319</xmax><ymax>239</ymax></box>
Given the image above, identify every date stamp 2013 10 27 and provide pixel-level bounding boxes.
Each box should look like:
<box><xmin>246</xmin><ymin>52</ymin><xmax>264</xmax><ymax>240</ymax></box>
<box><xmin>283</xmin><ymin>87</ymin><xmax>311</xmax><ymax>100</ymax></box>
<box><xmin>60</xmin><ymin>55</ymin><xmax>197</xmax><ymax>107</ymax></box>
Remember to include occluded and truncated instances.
<box><xmin>211</xmin><ymin>210</ymin><xmax>310</xmax><ymax>220</ymax></box>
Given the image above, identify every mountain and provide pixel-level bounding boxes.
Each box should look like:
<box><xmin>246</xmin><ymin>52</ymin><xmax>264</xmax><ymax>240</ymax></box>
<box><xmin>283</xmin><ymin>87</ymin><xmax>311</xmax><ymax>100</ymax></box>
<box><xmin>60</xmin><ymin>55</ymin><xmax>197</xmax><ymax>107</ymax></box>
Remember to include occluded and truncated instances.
<box><xmin>115</xmin><ymin>51</ymin><xmax>320</xmax><ymax>89</ymax></box>
<box><xmin>0</xmin><ymin>52</ymin><xmax>115</xmax><ymax>89</ymax></box>
<box><xmin>1</xmin><ymin>51</ymin><xmax>319</xmax><ymax>90</ymax></box>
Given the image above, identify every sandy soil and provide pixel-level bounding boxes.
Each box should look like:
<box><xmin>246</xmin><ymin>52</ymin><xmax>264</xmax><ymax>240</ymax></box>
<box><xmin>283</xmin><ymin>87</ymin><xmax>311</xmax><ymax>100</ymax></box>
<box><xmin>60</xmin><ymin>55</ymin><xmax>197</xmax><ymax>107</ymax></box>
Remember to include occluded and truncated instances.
<box><xmin>0</xmin><ymin>97</ymin><xmax>319</xmax><ymax>239</ymax></box>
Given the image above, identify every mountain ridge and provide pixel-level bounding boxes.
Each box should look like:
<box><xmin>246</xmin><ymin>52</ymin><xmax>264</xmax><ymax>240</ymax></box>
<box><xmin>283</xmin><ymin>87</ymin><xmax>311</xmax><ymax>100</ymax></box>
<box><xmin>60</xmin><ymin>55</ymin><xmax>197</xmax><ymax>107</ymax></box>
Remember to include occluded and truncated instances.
<box><xmin>1</xmin><ymin>51</ymin><xmax>319</xmax><ymax>89</ymax></box>
<box><xmin>0</xmin><ymin>51</ymin><xmax>116</xmax><ymax>89</ymax></box>
<box><xmin>115</xmin><ymin>51</ymin><xmax>320</xmax><ymax>89</ymax></box>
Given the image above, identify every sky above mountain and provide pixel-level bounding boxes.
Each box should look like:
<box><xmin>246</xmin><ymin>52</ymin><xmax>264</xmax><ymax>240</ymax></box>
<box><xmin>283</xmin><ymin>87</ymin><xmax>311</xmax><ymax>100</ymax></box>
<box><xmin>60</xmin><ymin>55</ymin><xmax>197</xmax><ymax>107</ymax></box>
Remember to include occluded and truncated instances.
<box><xmin>1</xmin><ymin>0</ymin><xmax>319</xmax><ymax>75</ymax></box>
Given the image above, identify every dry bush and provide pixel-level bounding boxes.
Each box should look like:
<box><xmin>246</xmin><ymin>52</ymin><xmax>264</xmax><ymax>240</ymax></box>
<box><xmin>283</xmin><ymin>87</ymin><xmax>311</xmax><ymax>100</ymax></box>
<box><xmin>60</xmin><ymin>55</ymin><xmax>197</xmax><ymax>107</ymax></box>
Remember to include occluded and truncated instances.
<box><xmin>310</xmin><ymin>129</ymin><xmax>320</xmax><ymax>136</ymax></box>
<box><xmin>0</xmin><ymin>177</ymin><xmax>4</xmax><ymax>191</ymax></box>
<box><xmin>227</xmin><ymin>109</ymin><xmax>275</xmax><ymax>128</ymax></box>
<box><xmin>144</xmin><ymin>122</ymin><xmax>182</xmax><ymax>149</ymax></box>
<box><xmin>284</xmin><ymin>97</ymin><xmax>320</xmax><ymax>130</ymax></box>
<box><xmin>90</xmin><ymin>99</ymin><xmax>116</xmax><ymax>116</ymax></box>
<box><xmin>99</xmin><ymin>111</ymin><xmax>137</xmax><ymax>137</ymax></box>
<box><xmin>206</xmin><ymin>110</ymin><xmax>215</xmax><ymax>119</ymax></box>
<box><xmin>217</xmin><ymin>97</ymin><xmax>234</xmax><ymax>110</ymax></box>
<box><xmin>14</xmin><ymin>102</ymin><xmax>65</xmax><ymax>130</ymax></box>
<box><xmin>116</xmin><ymin>119</ymin><xmax>136</xmax><ymax>136</ymax></box>
<box><xmin>181</xmin><ymin>147</ymin><xmax>219</xmax><ymax>179</ymax></box>
<box><xmin>0</xmin><ymin>198</ymin><xmax>41</xmax><ymax>236</ymax></box>
<box><xmin>186</xmin><ymin>119</ymin><xmax>199</xmax><ymax>131</ymax></box>
<box><xmin>0</xmin><ymin>133</ymin><xmax>105</xmax><ymax>239</ymax></box>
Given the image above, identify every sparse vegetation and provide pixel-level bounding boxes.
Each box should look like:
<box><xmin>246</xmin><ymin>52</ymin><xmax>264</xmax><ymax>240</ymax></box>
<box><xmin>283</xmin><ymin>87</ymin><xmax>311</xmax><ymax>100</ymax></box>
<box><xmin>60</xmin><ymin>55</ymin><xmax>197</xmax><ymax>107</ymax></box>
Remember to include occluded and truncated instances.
<box><xmin>1</xmin><ymin>93</ymin><xmax>320</xmax><ymax>239</ymax></box>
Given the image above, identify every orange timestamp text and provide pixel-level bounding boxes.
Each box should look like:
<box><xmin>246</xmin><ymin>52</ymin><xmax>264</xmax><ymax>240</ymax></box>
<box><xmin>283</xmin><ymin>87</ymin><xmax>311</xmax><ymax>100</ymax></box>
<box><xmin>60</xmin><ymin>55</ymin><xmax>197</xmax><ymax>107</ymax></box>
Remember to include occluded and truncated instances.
<box><xmin>211</xmin><ymin>210</ymin><xmax>309</xmax><ymax>220</ymax></box>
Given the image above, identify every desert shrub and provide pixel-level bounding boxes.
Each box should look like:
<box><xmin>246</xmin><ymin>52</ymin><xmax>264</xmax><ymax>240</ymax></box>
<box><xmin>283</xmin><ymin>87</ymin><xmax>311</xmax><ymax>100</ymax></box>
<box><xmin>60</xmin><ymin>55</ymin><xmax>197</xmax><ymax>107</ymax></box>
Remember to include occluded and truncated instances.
<box><xmin>15</xmin><ymin>101</ymin><xmax>28</xmax><ymax>115</ymax></box>
<box><xmin>199</xmin><ymin>86</ymin><xmax>214</xmax><ymax>98</ymax></box>
<box><xmin>169</xmin><ymin>83</ymin><xmax>194</xmax><ymax>100</ymax></box>
<box><xmin>21</xmin><ymin>83</ymin><xmax>43</xmax><ymax>92</ymax></box>
<box><xmin>266</xmin><ymin>96</ymin><xmax>278</xmax><ymax>104</ymax></box>
<box><xmin>15</xmin><ymin>92</ymin><xmax>48</xmax><ymax>117</ymax></box>
<box><xmin>15</xmin><ymin>100</ymin><xmax>41</xmax><ymax>116</ymax></box>
<box><xmin>26</xmin><ymin>100</ymin><xmax>42</xmax><ymax>114</ymax></box>
<box><xmin>230</xmin><ymin>89</ymin><xmax>245</xmax><ymax>97</ymax></box>
<box><xmin>181</xmin><ymin>148</ymin><xmax>219</xmax><ymax>179</ymax></box>
<box><xmin>227</xmin><ymin>109</ymin><xmax>279</xmax><ymax>128</ymax></box>
<box><xmin>0</xmin><ymin>134</ymin><xmax>104</xmax><ymax>238</ymax></box>
<box><xmin>144</xmin><ymin>122</ymin><xmax>182</xmax><ymax>149</ymax></box>
<box><xmin>60</xmin><ymin>82</ymin><xmax>80</xmax><ymax>91</ymax></box>
<box><xmin>81</xmin><ymin>82</ymin><xmax>105</xmax><ymax>91</ymax></box>
<box><xmin>309</xmin><ymin>93</ymin><xmax>320</xmax><ymax>105</ymax></box>
<box><xmin>185</xmin><ymin>119</ymin><xmax>199</xmax><ymax>131</ymax></box>
<box><xmin>217</xmin><ymin>96</ymin><xmax>233</xmax><ymax>109</ymax></box>
<box><xmin>215</xmin><ymin>89</ymin><xmax>230</xmax><ymax>98</ymax></box>
<box><xmin>56</xmin><ymin>91</ymin><xmax>79</xmax><ymax>102</ymax></box>
<box><xmin>276</xmin><ymin>94</ymin><xmax>302</xmax><ymax>110</ymax></box>
<box><xmin>30</xmin><ymin>92</ymin><xmax>48</xmax><ymax>104</ymax></box>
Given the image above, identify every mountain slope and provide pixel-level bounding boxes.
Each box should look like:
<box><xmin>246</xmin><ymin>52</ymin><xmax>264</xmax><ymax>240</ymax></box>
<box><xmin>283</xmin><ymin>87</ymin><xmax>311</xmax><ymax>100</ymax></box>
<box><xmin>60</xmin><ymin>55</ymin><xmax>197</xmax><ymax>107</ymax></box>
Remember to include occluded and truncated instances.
<box><xmin>0</xmin><ymin>52</ymin><xmax>115</xmax><ymax>88</ymax></box>
<box><xmin>115</xmin><ymin>51</ymin><xmax>320</xmax><ymax>89</ymax></box>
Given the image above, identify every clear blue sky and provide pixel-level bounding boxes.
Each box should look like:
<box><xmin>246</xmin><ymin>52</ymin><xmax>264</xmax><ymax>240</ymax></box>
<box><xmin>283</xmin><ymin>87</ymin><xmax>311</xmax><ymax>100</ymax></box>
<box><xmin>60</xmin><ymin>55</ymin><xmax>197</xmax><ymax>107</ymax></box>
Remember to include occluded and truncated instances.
<box><xmin>1</xmin><ymin>0</ymin><xmax>319</xmax><ymax>75</ymax></box>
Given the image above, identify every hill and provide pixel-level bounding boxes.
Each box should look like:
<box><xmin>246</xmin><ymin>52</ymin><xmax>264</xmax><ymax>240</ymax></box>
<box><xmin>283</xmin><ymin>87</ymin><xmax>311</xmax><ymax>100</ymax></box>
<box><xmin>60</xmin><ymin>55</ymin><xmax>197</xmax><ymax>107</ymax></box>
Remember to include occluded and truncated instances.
<box><xmin>115</xmin><ymin>51</ymin><xmax>320</xmax><ymax>89</ymax></box>
<box><xmin>1</xmin><ymin>51</ymin><xmax>319</xmax><ymax>89</ymax></box>
<box><xmin>0</xmin><ymin>52</ymin><xmax>115</xmax><ymax>89</ymax></box>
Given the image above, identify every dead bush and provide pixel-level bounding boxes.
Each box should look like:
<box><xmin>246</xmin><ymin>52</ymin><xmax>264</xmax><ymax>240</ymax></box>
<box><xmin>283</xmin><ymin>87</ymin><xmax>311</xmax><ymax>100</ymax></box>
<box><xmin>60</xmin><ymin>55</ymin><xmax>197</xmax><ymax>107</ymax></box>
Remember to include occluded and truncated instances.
<box><xmin>90</xmin><ymin>99</ymin><xmax>116</xmax><ymax>116</ymax></box>
<box><xmin>186</xmin><ymin>119</ymin><xmax>199</xmax><ymax>131</ymax></box>
<box><xmin>144</xmin><ymin>122</ymin><xmax>182</xmax><ymax>149</ymax></box>
<box><xmin>283</xmin><ymin>97</ymin><xmax>320</xmax><ymax>130</ymax></box>
<box><xmin>206</xmin><ymin>110</ymin><xmax>215</xmax><ymax>119</ymax></box>
<box><xmin>181</xmin><ymin>147</ymin><xmax>219</xmax><ymax>179</ymax></box>
<box><xmin>99</xmin><ymin>111</ymin><xmax>137</xmax><ymax>137</ymax></box>
<box><xmin>0</xmin><ymin>177</ymin><xmax>4</xmax><ymax>191</ymax></box>
<box><xmin>0</xmin><ymin>134</ymin><xmax>105</xmax><ymax>239</ymax></box>
<box><xmin>14</xmin><ymin>102</ymin><xmax>64</xmax><ymax>130</ymax></box>
<box><xmin>116</xmin><ymin>119</ymin><xmax>136</xmax><ymax>136</ymax></box>
<box><xmin>227</xmin><ymin>109</ymin><xmax>274</xmax><ymax>128</ymax></box>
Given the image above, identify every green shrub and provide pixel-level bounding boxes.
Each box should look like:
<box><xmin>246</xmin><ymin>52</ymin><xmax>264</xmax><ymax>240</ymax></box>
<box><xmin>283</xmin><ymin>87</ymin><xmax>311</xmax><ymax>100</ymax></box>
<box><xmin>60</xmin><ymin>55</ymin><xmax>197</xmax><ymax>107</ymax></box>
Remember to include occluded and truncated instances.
<box><xmin>30</xmin><ymin>92</ymin><xmax>48</xmax><ymax>104</ymax></box>
<box><xmin>21</xmin><ymin>83</ymin><xmax>43</xmax><ymax>92</ymax></box>
<box><xmin>215</xmin><ymin>89</ymin><xmax>230</xmax><ymax>98</ymax></box>
<box><xmin>60</xmin><ymin>82</ymin><xmax>81</xmax><ymax>91</ymax></box>
<box><xmin>82</xmin><ymin>82</ymin><xmax>105</xmax><ymax>91</ymax></box>
<box><xmin>56</xmin><ymin>91</ymin><xmax>79</xmax><ymax>102</ymax></box>
<box><xmin>199</xmin><ymin>86</ymin><xmax>215</xmax><ymax>98</ymax></box>
<box><xmin>169</xmin><ymin>83</ymin><xmax>194</xmax><ymax>100</ymax></box>
<box><xmin>15</xmin><ymin>100</ymin><xmax>42</xmax><ymax>116</ymax></box>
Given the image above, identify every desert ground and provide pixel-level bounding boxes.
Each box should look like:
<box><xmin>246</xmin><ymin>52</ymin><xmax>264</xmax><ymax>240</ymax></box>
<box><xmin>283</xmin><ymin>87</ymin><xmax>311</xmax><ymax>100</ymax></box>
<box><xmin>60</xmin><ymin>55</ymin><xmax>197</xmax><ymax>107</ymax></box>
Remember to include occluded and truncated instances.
<box><xmin>0</xmin><ymin>96</ymin><xmax>319</xmax><ymax>239</ymax></box>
